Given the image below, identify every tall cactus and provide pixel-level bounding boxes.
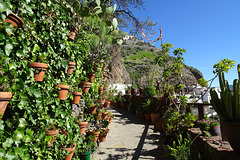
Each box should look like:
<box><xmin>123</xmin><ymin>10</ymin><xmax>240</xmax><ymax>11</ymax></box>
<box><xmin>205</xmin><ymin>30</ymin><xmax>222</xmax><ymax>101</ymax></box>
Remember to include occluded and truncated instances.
<box><xmin>210</xmin><ymin>64</ymin><xmax>240</xmax><ymax>122</ymax></box>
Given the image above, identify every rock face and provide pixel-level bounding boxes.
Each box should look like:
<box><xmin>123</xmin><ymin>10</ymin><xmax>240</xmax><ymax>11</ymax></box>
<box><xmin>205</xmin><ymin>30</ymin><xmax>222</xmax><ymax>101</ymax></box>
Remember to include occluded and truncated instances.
<box><xmin>108</xmin><ymin>44</ymin><xmax>131</xmax><ymax>84</ymax></box>
<box><xmin>109</xmin><ymin>44</ymin><xmax>203</xmax><ymax>88</ymax></box>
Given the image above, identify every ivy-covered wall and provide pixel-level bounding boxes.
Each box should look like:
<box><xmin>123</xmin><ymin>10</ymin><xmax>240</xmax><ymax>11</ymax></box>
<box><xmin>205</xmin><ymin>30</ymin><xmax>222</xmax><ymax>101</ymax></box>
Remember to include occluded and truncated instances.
<box><xmin>0</xmin><ymin>0</ymin><xmax>125</xmax><ymax>159</ymax></box>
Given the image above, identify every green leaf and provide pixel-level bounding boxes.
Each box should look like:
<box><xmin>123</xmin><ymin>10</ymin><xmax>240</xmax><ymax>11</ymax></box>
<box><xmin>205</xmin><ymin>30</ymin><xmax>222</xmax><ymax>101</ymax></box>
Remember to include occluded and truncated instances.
<box><xmin>106</xmin><ymin>7</ymin><xmax>113</xmax><ymax>14</ymax></box>
<box><xmin>0</xmin><ymin>2</ymin><xmax>9</xmax><ymax>12</ymax></box>
<box><xmin>32</xmin><ymin>44</ymin><xmax>40</xmax><ymax>53</ymax></box>
<box><xmin>112</xmin><ymin>18</ymin><xmax>118</xmax><ymax>29</ymax></box>
<box><xmin>0</xmin><ymin>148</ymin><xmax>5</xmax><ymax>158</ymax></box>
<box><xmin>96</xmin><ymin>0</ymin><xmax>100</xmax><ymax>6</ymax></box>
<box><xmin>117</xmin><ymin>39</ymin><xmax>123</xmax><ymax>45</ymax></box>
<box><xmin>14</xmin><ymin>147</ymin><xmax>24</xmax><ymax>157</ymax></box>
<box><xmin>18</xmin><ymin>118</ymin><xmax>27</xmax><ymax>128</ymax></box>
<box><xmin>0</xmin><ymin>121</ymin><xmax>4</xmax><ymax>131</ymax></box>
<box><xmin>14</xmin><ymin>129</ymin><xmax>24</xmax><ymax>140</ymax></box>
<box><xmin>4</xmin><ymin>41</ymin><xmax>13</xmax><ymax>56</ymax></box>
<box><xmin>5</xmin><ymin>24</ymin><xmax>13</xmax><ymax>35</ymax></box>
<box><xmin>5</xmin><ymin>152</ymin><xmax>17</xmax><ymax>160</ymax></box>
<box><xmin>16</xmin><ymin>50</ymin><xmax>24</xmax><ymax>58</ymax></box>
<box><xmin>3</xmin><ymin>138</ymin><xmax>13</xmax><ymax>149</ymax></box>
<box><xmin>111</xmin><ymin>30</ymin><xmax>118</xmax><ymax>37</ymax></box>
<box><xmin>0</xmin><ymin>33</ymin><xmax>5</xmax><ymax>41</ymax></box>
<box><xmin>113</xmin><ymin>4</ymin><xmax>117</xmax><ymax>12</ymax></box>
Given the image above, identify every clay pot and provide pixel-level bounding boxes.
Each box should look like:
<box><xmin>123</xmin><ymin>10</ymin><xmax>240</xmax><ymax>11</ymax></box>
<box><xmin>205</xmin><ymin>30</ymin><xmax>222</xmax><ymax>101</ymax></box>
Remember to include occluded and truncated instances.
<box><xmin>108</xmin><ymin>117</ymin><xmax>112</xmax><ymax>123</ymax></box>
<box><xmin>220</xmin><ymin>118</ymin><xmax>228</xmax><ymax>141</ymax></box>
<box><xmin>76</xmin><ymin>121</ymin><xmax>88</xmax><ymax>134</ymax></box>
<box><xmin>0</xmin><ymin>92</ymin><xmax>12</xmax><ymax>119</ymax></box>
<box><xmin>144</xmin><ymin>114</ymin><xmax>151</xmax><ymax>122</ymax></box>
<box><xmin>150</xmin><ymin>113</ymin><xmax>161</xmax><ymax>124</ymax></box>
<box><xmin>224</xmin><ymin>121</ymin><xmax>240</xmax><ymax>152</ymax></box>
<box><xmin>80</xmin><ymin>81</ymin><xmax>91</xmax><ymax>93</ymax></box>
<box><xmin>103</xmin><ymin>72</ymin><xmax>108</xmax><ymax>81</ymax></box>
<box><xmin>99</xmin><ymin>87</ymin><xmax>103</xmax><ymax>95</ymax></box>
<box><xmin>102</xmin><ymin>67</ymin><xmax>106</xmax><ymax>71</ymax></box>
<box><xmin>87</xmin><ymin>130</ymin><xmax>100</xmax><ymax>142</ymax></box>
<box><xmin>56</xmin><ymin>84</ymin><xmax>69</xmax><ymax>100</ymax></box>
<box><xmin>45</xmin><ymin>129</ymin><xmax>59</xmax><ymax>147</ymax></box>
<box><xmin>87</xmin><ymin>104</ymin><xmax>97</xmax><ymax>114</ymax></box>
<box><xmin>87</xmin><ymin>73</ymin><xmax>95</xmax><ymax>83</ymax></box>
<box><xmin>99</xmin><ymin>133</ymin><xmax>107</xmax><ymax>142</ymax></box>
<box><xmin>97</xmin><ymin>100</ymin><xmax>106</xmax><ymax>109</ymax></box>
<box><xmin>155</xmin><ymin>117</ymin><xmax>166</xmax><ymax>133</ymax></box>
<box><xmin>67</xmin><ymin>62</ymin><xmax>76</xmax><ymax>74</ymax></box>
<box><xmin>4</xmin><ymin>13</ymin><xmax>23</xmax><ymax>36</ymax></box>
<box><xmin>139</xmin><ymin>111</ymin><xmax>145</xmax><ymax>119</ymax></box>
<box><xmin>209</xmin><ymin>125</ymin><xmax>221</xmax><ymax>136</ymax></box>
<box><xmin>102</xmin><ymin>112</ymin><xmax>108</xmax><ymax>120</ymax></box>
<box><xmin>104</xmin><ymin>101</ymin><xmax>111</xmax><ymax>108</ymax></box>
<box><xmin>62</xmin><ymin>145</ymin><xmax>76</xmax><ymax>160</ymax></box>
<box><xmin>69</xmin><ymin>27</ymin><xmax>78</xmax><ymax>41</ymax></box>
<box><xmin>71</xmin><ymin>92</ymin><xmax>82</xmax><ymax>104</ymax></box>
<box><xmin>29</xmin><ymin>62</ymin><xmax>48</xmax><ymax>82</ymax></box>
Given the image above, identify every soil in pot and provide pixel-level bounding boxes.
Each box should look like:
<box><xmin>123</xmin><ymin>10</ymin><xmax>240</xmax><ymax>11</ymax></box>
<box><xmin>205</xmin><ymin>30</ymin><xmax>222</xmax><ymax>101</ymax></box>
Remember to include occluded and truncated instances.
<box><xmin>56</xmin><ymin>84</ymin><xmax>70</xmax><ymax>100</ymax></box>
<box><xmin>62</xmin><ymin>145</ymin><xmax>75</xmax><ymax>160</ymax></box>
<box><xmin>76</xmin><ymin>121</ymin><xmax>88</xmax><ymax>134</ymax></box>
<box><xmin>80</xmin><ymin>82</ymin><xmax>91</xmax><ymax>93</ymax></box>
<box><xmin>0</xmin><ymin>92</ymin><xmax>12</xmax><ymax>119</ymax></box>
<box><xmin>45</xmin><ymin>128</ymin><xmax>59</xmax><ymax>147</ymax></box>
<box><xmin>71</xmin><ymin>92</ymin><xmax>82</xmax><ymax>104</ymax></box>
<box><xmin>67</xmin><ymin>61</ymin><xmax>76</xmax><ymax>74</ymax></box>
<box><xmin>29</xmin><ymin>62</ymin><xmax>48</xmax><ymax>82</ymax></box>
<box><xmin>4</xmin><ymin>13</ymin><xmax>23</xmax><ymax>36</ymax></box>
<box><xmin>87</xmin><ymin>73</ymin><xmax>95</xmax><ymax>83</ymax></box>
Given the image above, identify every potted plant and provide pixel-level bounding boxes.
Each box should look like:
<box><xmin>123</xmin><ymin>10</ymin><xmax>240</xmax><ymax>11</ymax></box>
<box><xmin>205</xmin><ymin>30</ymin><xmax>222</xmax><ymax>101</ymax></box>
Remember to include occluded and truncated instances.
<box><xmin>67</xmin><ymin>61</ymin><xmax>76</xmax><ymax>74</ymax></box>
<box><xmin>75</xmin><ymin>113</ymin><xmax>88</xmax><ymax>135</ymax></box>
<box><xmin>59</xmin><ymin>130</ymin><xmax>76</xmax><ymax>160</ymax></box>
<box><xmin>197</xmin><ymin>119</ymin><xmax>220</xmax><ymax>136</ymax></box>
<box><xmin>45</xmin><ymin>123</ymin><xmax>59</xmax><ymax>147</ymax></box>
<box><xmin>71</xmin><ymin>88</ymin><xmax>82</xmax><ymax>104</ymax></box>
<box><xmin>56</xmin><ymin>83</ymin><xmax>70</xmax><ymax>100</ymax></box>
<box><xmin>210</xmin><ymin>65</ymin><xmax>240</xmax><ymax>152</ymax></box>
<box><xmin>87</xmin><ymin>125</ymin><xmax>100</xmax><ymax>142</ymax></box>
<box><xmin>69</xmin><ymin>26</ymin><xmax>78</xmax><ymax>41</ymax></box>
<box><xmin>84</xmin><ymin>95</ymin><xmax>97</xmax><ymax>114</ymax></box>
<box><xmin>75</xmin><ymin>136</ymin><xmax>97</xmax><ymax>160</ymax></box>
<box><xmin>131</xmin><ymin>84</ymin><xmax>138</xmax><ymax>95</ymax></box>
<box><xmin>4</xmin><ymin>12</ymin><xmax>23</xmax><ymax>36</ymax></box>
<box><xmin>142</xmin><ymin>99</ymin><xmax>155</xmax><ymax>122</ymax></box>
<box><xmin>80</xmin><ymin>77</ymin><xmax>91</xmax><ymax>94</ymax></box>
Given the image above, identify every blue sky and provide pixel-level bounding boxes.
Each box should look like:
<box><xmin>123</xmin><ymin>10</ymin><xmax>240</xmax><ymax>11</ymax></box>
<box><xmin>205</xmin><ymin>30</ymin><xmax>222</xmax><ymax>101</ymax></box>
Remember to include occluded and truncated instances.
<box><xmin>132</xmin><ymin>0</ymin><xmax>240</xmax><ymax>87</ymax></box>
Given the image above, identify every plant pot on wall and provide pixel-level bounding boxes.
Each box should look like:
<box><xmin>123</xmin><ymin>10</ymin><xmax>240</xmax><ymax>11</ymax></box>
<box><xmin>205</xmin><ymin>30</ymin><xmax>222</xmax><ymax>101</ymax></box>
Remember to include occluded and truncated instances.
<box><xmin>62</xmin><ymin>145</ymin><xmax>76</xmax><ymax>160</ymax></box>
<box><xmin>56</xmin><ymin>84</ymin><xmax>70</xmax><ymax>100</ymax></box>
<box><xmin>87</xmin><ymin>73</ymin><xmax>95</xmax><ymax>83</ymax></box>
<box><xmin>45</xmin><ymin>128</ymin><xmax>59</xmax><ymax>147</ymax></box>
<box><xmin>99</xmin><ymin>133</ymin><xmax>107</xmax><ymax>142</ymax></box>
<box><xmin>79</xmin><ymin>150</ymin><xmax>92</xmax><ymax>160</ymax></box>
<box><xmin>144</xmin><ymin>114</ymin><xmax>151</xmax><ymax>123</ymax></box>
<box><xmin>80</xmin><ymin>82</ymin><xmax>91</xmax><ymax>93</ymax></box>
<box><xmin>99</xmin><ymin>87</ymin><xmax>103</xmax><ymax>95</ymax></box>
<box><xmin>29</xmin><ymin>62</ymin><xmax>48</xmax><ymax>82</ymax></box>
<box><xmin>87</xmin><ymin>104</ymin><xmax>97</xmax><ymax>114</ymax></box>
<box><xmin>87</xmin><ymin>130</ymin><xmax>100</xmax><ymax>142</ymax></box>
<box><xmin>69</xmin><ymin>27</ymin><xmax>78</xmax><ymax>41</ymax></box>
<box><xmin>4</xmin><ymin>13</ymin><xmax>23</xmax><ymax>36</ymax></box>
<box><xmin>97</xmin><ymin>100</ymin><xmax>106</xmax><ymax>109</ymax></box>
<box><xmin>209</xmin><ymin>125</ymin><xmax>221</xmax><ymax>136</ymax></box>
<box><xmin>150</xmin><ymin>113</ymin><xmax>161</xmax><ymax>124</ymax></box>
<box><xmin>224</xmin><ymin>121</ymin><xmax>240</xmax><ymax>152</ymax></box>
<box><xmin>67</xmin><ymin>62</ymin><xmax>76</xmax><ymax>74</ymax></box>
<box><xmin>76</xmin><ymin>121</ymin><xmax>88</xmax><ymax>134</ymax></box>
<box><xmin>0</xmin><ymin>92</ymin><xmax>12</xmax><ymax>119</ymax></box>
<box><xmin>104</xmin><ymin>100</ymin><xmax>111</xmax><ymax>108</ymax></box>
<box><xmin>71</xmin><ymin>92</ymin><xmax>82</xmax><ymax>104</ymax></box>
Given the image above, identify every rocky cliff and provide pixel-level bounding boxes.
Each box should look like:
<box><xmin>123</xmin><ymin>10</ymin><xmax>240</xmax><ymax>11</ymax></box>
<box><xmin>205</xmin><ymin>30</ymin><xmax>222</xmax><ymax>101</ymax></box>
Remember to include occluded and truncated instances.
<box><xmin>109</xmin><ymin>44</ymin><xmax>203</xmax><ymax>89</ymax></box>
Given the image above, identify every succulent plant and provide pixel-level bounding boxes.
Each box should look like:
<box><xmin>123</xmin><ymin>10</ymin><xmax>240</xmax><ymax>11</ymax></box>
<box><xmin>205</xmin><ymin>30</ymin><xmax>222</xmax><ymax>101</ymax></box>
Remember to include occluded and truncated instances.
<box><xmin>210</xmin><ymin>64</ymin><xmax>240</xmax><ymax>122</ymax></box>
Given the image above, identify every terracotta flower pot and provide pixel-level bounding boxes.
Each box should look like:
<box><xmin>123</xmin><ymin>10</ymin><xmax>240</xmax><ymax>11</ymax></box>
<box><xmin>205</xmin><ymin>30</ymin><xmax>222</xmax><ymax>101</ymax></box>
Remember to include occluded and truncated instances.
<box><xmin>224</xmin><ymin>121</ymin><xmax>240</xmax><ymax>152</ymax></box>
<box><xmin>99</xmin><ymin>87</ymin><xmax>103</xmax><ymax>95</ymax></box>
<box><xmin>108</xmin><ymin>117</ymin><xmax>112</xmax><ymax>123</ymax></box>
<box><xmin>97</xmin><ymin>100</ymin><xmax>106</xmax><ymax>109</ymax></box>
<box><xmin>87</xmin><ymin>73</ymin><xmax>95</xmax><ymax>83</ymax></box>
<box><xmin>45</xmin><ymin>129</ymin><xmax>59</xmax><ymax>147</ymax></box>
<box><xmin>155</xmin><ymin>117</ymin><xmax>166</xmax><ymax>133</ymax></box>
<box><xmin>29</xmin><ymin>62</ymin><xmax>48</xmax><ymax>82</ymax></box>
<box><xmin>71</xmin><ymin>92</ymin><xmax>82</xmax><ymax>104</ymax></box>
<box><xmin>67</xmin><ymin>61</ymin><xmax>76</xmax><ymax>74</ymax></box>
<box><xmin>150</xmin><ymin>113</ymin><xmax>161</xmax><ymax>124</ymax></box>
<box><xmin>102</xmin><ymin>67</ymin><xmax>106</xmax><ymax>71</ymax></box>
<box><xmin>99</xmin><ymin>133</ymin><xmax>107</xmax><ymax>142</ymax></box>
<box><xmin>87</xmin><ymin>104</ymin><xmax>97</xmax><ymax>114</ymax></box>
<box><xmin>69</xmin><ymin>27</ymin><xmax>78</xmax><ymax>41</ymax></box>
<box><xmin>104</xmin><ymin>100</ymin><xmax>111</xmax><ymax>108</ymax></box>
<box><xmin>56</xmin><ymin>84</ymin><xmax>69</xmax><ymax>100</ymax></box>
<box><xmin>80</xmin><ymin>81</ymin><xmax>91</xmax><ymax>93</ymax></box>
<box><xmin>144</xmin><ymin>114</ymin><xmax>151</xmax><ymax>123</ymax></box>
<box><xmin>0</xmin><ymin>92</ymin><xmax>12</xmax><ymax>119</ymax></box>
<box><xmin>102</xmin><ymin>112</ymin><xmax>108</xmax><ymax>120</ymax></box>
<box><xmin>87</xmin><ymin>130</ymin><xmax>100</xmax><ymax>142</ymax></box>
<box><xmin>76</xmin><ymin>121</ymin><xmax>88</xmax><ymax>134</ymax></box>
<box><xmin>139</xmin><ymin>111</ymin><xmax>145</xmax><ymax>119</ymax></box>
<box><xmin>209</xmin><ymin>125</ymin><xmax>221</xmax><ymax>136</ymax></box>
<box><xmin>4</xmin><ymin>13</ymin><xmax>23</xmax><ymax>36</ymax></box>
<box><xmin>62</xmin><ymin>145</ymin><xmax>76</xmax><ymax>160</ymax></box>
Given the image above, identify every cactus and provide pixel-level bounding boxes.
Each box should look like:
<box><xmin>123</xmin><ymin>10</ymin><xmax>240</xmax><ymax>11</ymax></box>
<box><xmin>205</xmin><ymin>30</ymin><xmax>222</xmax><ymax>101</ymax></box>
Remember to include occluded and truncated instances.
<box><xmin>210</xmin><ymin>65</ymin><xmax>240</xmax><ymax>122</ymax></box>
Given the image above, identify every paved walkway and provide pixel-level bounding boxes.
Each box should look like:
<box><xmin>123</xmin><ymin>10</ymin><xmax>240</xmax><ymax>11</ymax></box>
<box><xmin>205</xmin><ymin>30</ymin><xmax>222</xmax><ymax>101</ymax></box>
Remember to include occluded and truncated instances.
<box><xmin>93</xmin><ymin>107</ymin><xmax>170</xmax><ymax>160</ymax></box>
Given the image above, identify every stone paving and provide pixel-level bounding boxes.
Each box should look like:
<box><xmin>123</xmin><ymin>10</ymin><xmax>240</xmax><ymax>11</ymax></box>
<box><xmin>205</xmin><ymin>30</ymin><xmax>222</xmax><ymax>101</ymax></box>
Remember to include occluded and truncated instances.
<box><xmin>93</xmin><ymin>107</ymin><xmax>170</xmax><ymax>160</ymax></box>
